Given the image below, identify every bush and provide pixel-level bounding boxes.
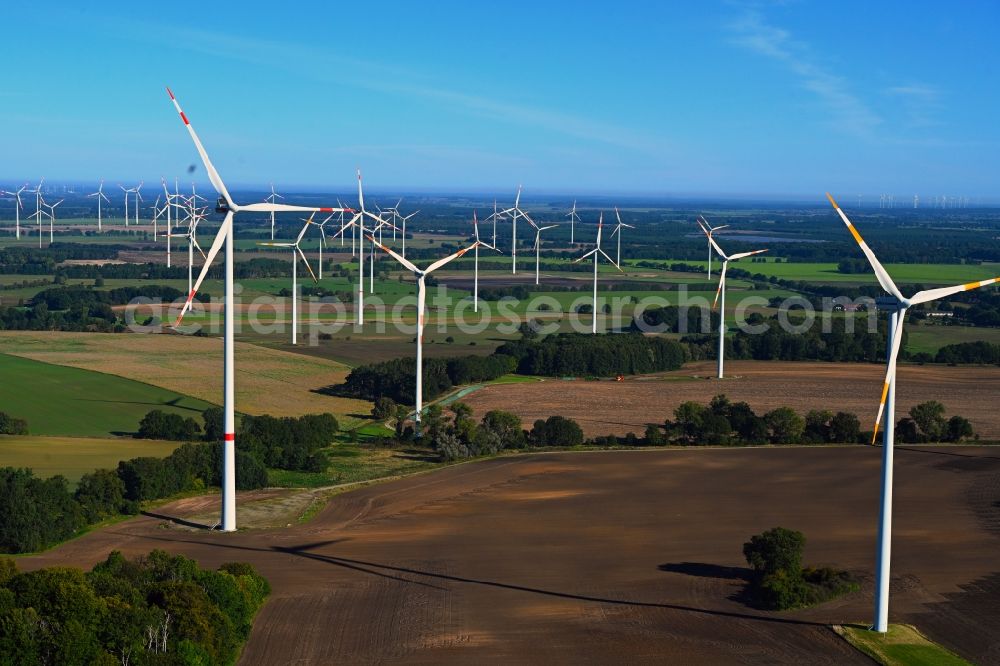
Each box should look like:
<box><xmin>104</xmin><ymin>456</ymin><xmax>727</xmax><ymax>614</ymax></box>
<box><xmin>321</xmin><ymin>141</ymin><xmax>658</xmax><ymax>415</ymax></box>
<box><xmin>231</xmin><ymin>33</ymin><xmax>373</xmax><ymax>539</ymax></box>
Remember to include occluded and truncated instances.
<box><xmin>0</xmin><ymin>412</ymin><xmax>28</xmax><ymax>435</ymax></box>
<box><xmin>529</xmin><ymin>416</ymin><xmax>584</xmax><ymax>447</ymax></box>
<box><xmin>136</xmin><ymin>409</ymin><xmax>202</xmax><ymax>441</ymax></box>
<box><xmin>743</xmin><ymin>527</ymin><xmax>856</xmax><ymax>610</ymax></box>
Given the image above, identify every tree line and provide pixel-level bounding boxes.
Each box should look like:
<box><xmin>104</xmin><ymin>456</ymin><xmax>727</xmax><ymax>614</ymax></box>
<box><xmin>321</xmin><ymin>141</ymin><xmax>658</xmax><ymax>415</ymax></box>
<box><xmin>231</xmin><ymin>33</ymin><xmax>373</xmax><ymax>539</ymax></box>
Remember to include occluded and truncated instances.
<box><xmin>0</xmin><ymin>549</ymin><xmax>269</xmax><ymax>664</ymax></box>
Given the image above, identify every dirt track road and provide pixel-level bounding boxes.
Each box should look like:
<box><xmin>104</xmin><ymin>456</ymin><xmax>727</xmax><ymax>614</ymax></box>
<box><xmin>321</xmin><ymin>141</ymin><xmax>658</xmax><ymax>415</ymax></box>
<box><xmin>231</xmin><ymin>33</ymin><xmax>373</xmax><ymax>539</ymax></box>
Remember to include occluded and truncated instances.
<box><xmin>21</xmin><ymin>446</ymin><xmax>1000</xmax><ymax>664</ymax></box>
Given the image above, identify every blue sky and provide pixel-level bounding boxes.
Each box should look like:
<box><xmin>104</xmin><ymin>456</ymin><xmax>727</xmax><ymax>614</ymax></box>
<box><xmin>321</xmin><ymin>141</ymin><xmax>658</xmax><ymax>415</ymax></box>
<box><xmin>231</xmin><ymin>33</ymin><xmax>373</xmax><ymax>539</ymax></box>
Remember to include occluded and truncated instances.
<box><xmin>3</xmin><ymin>1</ymin><xmax>998</xmax><ymax>198</ymax></box>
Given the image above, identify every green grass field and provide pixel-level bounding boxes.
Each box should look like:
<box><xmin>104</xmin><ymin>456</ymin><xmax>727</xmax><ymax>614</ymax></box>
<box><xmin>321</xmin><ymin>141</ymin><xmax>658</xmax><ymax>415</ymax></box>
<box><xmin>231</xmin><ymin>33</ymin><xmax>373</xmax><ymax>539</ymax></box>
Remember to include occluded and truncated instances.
<box><xmin>837</xmin><ymin>624</ymin><xmax>971</xmax><ymax>666</ymax></box>
<box><xmin>0</xmin><ymin>435</ymin><xmax>182</xmax><ymax>484</ymax></box>
<box><xmin>625</xmin><ymin>258</ymin><xmax>1000</xmax><ymax>286</ymax></box>
<box><xmin>0</xmin><ymin>353</ymin><xmax>213</xmax><ymax>437</ymax></box>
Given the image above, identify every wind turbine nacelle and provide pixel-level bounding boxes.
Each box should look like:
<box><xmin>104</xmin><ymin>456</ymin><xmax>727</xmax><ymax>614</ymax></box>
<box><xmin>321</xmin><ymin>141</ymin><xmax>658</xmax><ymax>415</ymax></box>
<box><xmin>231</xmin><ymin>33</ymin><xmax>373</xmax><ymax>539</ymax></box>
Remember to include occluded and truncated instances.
<box><xmin>215</xmin><ymin>197</ymin><xmax>230</xmax><ymax>214</ymax></box>
<box><xmin>875</xmin><ymin>296</ymin><xmax>905</xmax><ymax>311</ymax></box>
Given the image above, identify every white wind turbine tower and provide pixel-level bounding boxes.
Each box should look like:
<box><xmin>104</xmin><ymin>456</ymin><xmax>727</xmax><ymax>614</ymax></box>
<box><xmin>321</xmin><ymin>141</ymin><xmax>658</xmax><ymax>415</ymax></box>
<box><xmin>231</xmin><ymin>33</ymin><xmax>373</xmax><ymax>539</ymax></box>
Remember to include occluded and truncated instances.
<box><xmin>258</xmin><ymin>217</ymin><xmax>318</xmax><ymax>345</ymax></box>
<box><xmin>610</xmin><ymin>207</ymin><xmax>634</xmax><ymax>267</ymax></box>
<box><xmin>697</xmin><ymin>219</ymin><xmax>767</xmax><ymax>379</ymax></box>
<box><xmin>43</xmin><ymin>198</ymin><xmax>63</xmax><ymax>245</ymax></box>
<box><xmin>565</xmin><ymin>200</ymin><xmax>580</xmax><ymax>244</ymax></box>
<box><xmin>119</xmin><ymin>183</ymin><xmax>142</xmax><ymax>227</ymax></box>
<box><xmin>698</xmin><ymin>215</ymin><xmax>729</xmax><ymax>280</ymax></box>
<box><xmin>367</xmin><ymin>216</ymin><xmax>400</xmax><ymax>294</ymax></box>
<box><xmin>164</xmin><ymin>210</ymin><xmax>207</xmax><ymax>314</ymax></box>
<box><xmin>87</xmin><ymin>180</ymin><xmax>110</xmax><ymax>232</ymax></box>
<box><xmin>827</xmin><ymin>192</ymin><xmax>999</xmax><ymax>633</ymax></box>
<box><xmin>471</xmin><ymin>211</ymin><xmax>501</xmax><ymax>312</ymax></box>
<box><xmin>499</xmin><ymin>185</ymin><xmax>533</xmax><ymax>274</ymax></box>
<box><xmin>149</xmin><ymin>195</ymin><xmax>164</xmax><ymax>239</ymax></box>
<box><xmin>369</xmin><ymin>234</ymin><xmax>480</xmax><ymax>435</ymax></box>
<box><xmin>2</xmin><ymin>186</ymin><xmax>25</xmax><ymax>239</ymax></box>
<box><xmin>265</xmin><ymin>183</ymin><xmax>283</xmax><ymax>240</ymax></box>
<box><xmin>484</xmin><ymin>199</ymin><xmax>506</xmax><ymax>249</ymax></box>
<box><xmin>573</xmin><ymin>214</ymin><xmax>623</xmax><ymax>334</ymax></box>
<box><xmin>166</xmin><ymin>87</ymin><xmax>351</xmax><ymax>532</ymax></box>
<box><xmin>399</xmin><ymin>210</ymin><xmax>418</xmax><ymax>257</ymax></box>
<box><xmin>528</xmin><ymin>218</ymin><xmax>558</xmax><ymax>286</ymax></box>
<box><xmin>28</xmin><ymin>179</ymin><xmax>44</xmax><ymax>239</ymax></box>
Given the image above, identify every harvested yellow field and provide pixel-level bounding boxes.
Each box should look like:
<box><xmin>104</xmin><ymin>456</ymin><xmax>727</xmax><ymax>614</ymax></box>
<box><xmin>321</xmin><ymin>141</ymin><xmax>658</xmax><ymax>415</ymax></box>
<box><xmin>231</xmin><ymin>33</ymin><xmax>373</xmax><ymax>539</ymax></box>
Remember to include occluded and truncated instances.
<box><xmin>0</xmin><ymin>332</ymin><xmax>370</xmax><ymax>422</ymax></box>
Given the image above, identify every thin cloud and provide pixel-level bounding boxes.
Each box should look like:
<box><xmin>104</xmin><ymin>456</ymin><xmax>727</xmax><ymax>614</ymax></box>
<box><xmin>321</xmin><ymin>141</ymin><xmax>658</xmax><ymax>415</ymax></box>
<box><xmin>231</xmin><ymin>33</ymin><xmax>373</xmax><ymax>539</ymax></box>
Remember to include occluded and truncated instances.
<box><xmin>110</xmin><ymin>18</ymin><xmax>669</xmax><ymax>156</ymax></box>
<box><xmin>728</xmin><ymin>10</ymin><xmax>882</xmax><ymax>137</ymax></box>
<box><xmin>887</xmin><ymin>84</ymin><xmax>944</xmax><ymax>128</ymax></box>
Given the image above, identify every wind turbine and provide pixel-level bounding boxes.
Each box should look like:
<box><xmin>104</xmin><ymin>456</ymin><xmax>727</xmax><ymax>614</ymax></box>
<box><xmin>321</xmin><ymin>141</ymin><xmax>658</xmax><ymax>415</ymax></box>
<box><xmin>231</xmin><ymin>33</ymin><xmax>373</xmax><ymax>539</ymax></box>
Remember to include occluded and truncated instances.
<box><xmin>43</xmin><ymin>199</ymin><xmax>63</xmax><ymax>245</ymax></box>
<box><xmin>471</xmin><ymin>211</ymin><xmax>501</xmax><ymax>312</ymax></box>
<box><xmin>258</xmin><ymin>217</ymin><xmax>318</xmax><ymax>345</ymax></box>
<box><xmin>165</xmin><ymin>87</ymin><xmax>350</xmax><ymax>532</ymax></box>
<box><xmin>499</xmin><ymin>185</ymin><xmax>533</xmax><ymax>274</ymax></box>
<box><xmin>27</xmin><ymin>179</ymin><xmax>44</xmax><ymax>239</ymax></box>
<box><xmin>149</xmin><ymin>195</ymin><xmax>164</xmax><ymax>239</ymax></box>
<box><xmin>565</xmin><ymin>200</ymin><xmax>581</xmax><ymax>244</ymax></box>
<box><xmin>265</xmin><ymin>183</ymin><xmax>283</xmax><ymax>240</ymax></box>
<box><xmin>2</xmin><ymin>186</ymin><xmax>25</xmax><ymax>239</ymax></box>
<box><xmin>698</xmin><ymin>215</ymin><xmax>729</xmax><ymax>280</ymax></box>
<box><xmin>573</xmin><ymin>214</ymin><xmax>623</xmax><ymax>334</ymax></box>
<box><xmin>827</xmin><ymin>192</ymin><xmax>999</xmax><ymax>633</ymax></box>
<box><xmin>610</xmin><ymin>207</ymin><xmax>634</xmax><ymax>267</ymax></box>
<box><xmin>87</xmin><ymin>180</ymin><xmax>110</xmax><ymax>232</ymax></box>
<box><xmin>399</xmin><ymin>210</ymin><xmax>418</xmax><ymax>257</ymax></box>
<box><xmin>367</xmin><ymin>216</ymin><xmax>400</xmax><ymax>294</ymax></box>
<box><xmin>484</xmin><ymin>199</ymin><xmax>506</xmax><ymax>249</ymax></box>
<box><xmin>164</xmin><ymin>210</ymin><xmax>207</xmax><ymax>313</ymax></box>
<box><xmin>119</xmin><ymin>183</ymin><xmax>139</xmax><ymax>227</ymax></box>
<box><xmin>369</xmin><ymin>235</ymin><xmax>479</xmax><ymax>435</ymax></box>
<box><xmin>697</xmin><ymin>219</ymin><xmax>767</xmax><ymax>379</ymax></box>
<box><xmin>528</xmin><ymin>219</ymin><xmax>558</xmax><ymax>285</ymax></box>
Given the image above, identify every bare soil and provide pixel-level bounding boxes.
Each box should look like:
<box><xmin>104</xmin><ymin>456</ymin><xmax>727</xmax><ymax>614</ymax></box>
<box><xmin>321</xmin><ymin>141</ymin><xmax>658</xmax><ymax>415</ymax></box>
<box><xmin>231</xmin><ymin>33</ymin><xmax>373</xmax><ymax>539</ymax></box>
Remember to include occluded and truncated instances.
<box><xmin>461</xmin><ymin>360</ymin><xmax>1000</xmax><ymax>439</ymax></box>
<box><xmin>19</xmin><ymin>446</ymin><xmax>1000</xmax><ymax>664</ymax></box>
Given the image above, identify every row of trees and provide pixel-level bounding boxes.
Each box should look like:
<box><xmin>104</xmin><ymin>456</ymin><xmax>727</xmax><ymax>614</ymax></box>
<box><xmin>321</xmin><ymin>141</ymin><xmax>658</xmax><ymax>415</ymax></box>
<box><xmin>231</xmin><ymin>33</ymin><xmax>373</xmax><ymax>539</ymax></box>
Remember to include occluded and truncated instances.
<box><xmin>0</xmin><ymin>549</ymin><xmax>269</xmax><ymax>664</ymax></box>
<box><xmin>333</xmin><ymin>354</ymin><xmax>517</xmax><ymax>405</ymax></box>
<box><xmin>497</xmin><ymin>332</ymin><xmax>688</xmax><ymax>377</ymax></box>
<box><xmin>136</xmin><ymin>408</ymin><xmax>340</xmax><ymax>474</ymax></box>
<box><xmin>645</xmin><ymin>395</ymin><xmax>864</xmax><ymax>446</ymax></box>
<box><xmin>0</xmin><ymin>441</ymin><xmax>269</xmax><ymax>554</ymax></box>
<box><xmin>415</xmin><ymin>403</ymin><xmax>585</xmax><ymax>461</ymax></box>
<box><xmin>30</xmin><ymin>284</ymin><xmax>186</xmax><ymax>310</ymax></box>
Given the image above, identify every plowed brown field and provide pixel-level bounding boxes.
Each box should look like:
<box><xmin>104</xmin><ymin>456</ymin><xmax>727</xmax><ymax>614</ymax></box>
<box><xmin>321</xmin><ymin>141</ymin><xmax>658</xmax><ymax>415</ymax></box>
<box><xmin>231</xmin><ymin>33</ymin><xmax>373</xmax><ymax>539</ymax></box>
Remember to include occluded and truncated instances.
<box><xmin>20</xmin><ymin>446</ymin><xmax>1000</xmax><ymax>664</ymax></box>
<box><xmin>462</xmin><ymin>360</ymin><xmax>1000</xmax><ymax>439</ymax></box>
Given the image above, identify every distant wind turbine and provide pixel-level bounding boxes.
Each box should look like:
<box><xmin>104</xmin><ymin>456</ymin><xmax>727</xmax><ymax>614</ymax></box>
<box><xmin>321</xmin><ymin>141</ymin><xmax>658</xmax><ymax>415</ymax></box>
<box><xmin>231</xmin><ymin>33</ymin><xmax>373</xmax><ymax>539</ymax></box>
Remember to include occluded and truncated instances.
<box><xmin>573</xmin><ymin>214</ymin><xmax>623</xmax><ymax>334</ymax></box>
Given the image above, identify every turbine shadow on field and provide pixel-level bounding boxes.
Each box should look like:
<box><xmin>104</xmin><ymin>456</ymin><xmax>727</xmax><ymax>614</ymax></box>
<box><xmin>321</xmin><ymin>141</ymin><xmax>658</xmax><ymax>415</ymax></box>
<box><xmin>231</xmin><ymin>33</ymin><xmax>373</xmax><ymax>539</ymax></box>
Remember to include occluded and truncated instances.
<box><xmin>141</xmin><ymin>511</ymin><xmax>214</xmax><ymax>530</ymax></box>
<box><xmin>658</xmin><ymin>562</ymin><xmax>751</xmax><ymax>581</ymax></box>
<box><xmin>896</xmin><ymin>446</ymin><xmax>1000</xmax><ymax>462</ymax></box>
<box><xmin>120</xmin><ymin>530</ymin><xmax>825</xmax><ymax>626</ymax></box>
<box><xmin>74</xmin><ymin>396</ymin><xmax>204</xmax><ymax>413</ymax></box>
<box><xmin>659</xmin><ymin>562</ymin><xmax>756</xmax><ymax>607</ymax></box>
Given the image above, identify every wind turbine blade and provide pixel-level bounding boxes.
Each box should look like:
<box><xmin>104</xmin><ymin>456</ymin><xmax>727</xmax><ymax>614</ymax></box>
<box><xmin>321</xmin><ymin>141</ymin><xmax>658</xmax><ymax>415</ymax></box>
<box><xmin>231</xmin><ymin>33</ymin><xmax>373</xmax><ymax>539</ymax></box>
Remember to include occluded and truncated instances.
<box><xmin>174</xmin><ymin>211</ymin><xmax>233</xmax><ymax>326</ymax></box>
<box><xmin>728</xmin><ymin>249</ymin><xmax>768</xmax><ymax>261</ymax></box>
<box><xmin>698</xmin><ymin>219</ymin><xmax>728</xmax><ymax>259</ymax></box>
<box><xmin>425</xmin><ymin>242</ymin><xmax>478</xmax><ymax>274</ymax></box>
<box><xmin>826</xmin><ymin>193</ymin><xmax>903</xmax><ymax>301</ymax></box>
<box><xmin>599</xmin><ymin>248</ymin><xmax>622</xmax><ymax>270</ymax></box>
<box><xmin>369</xmin><ymin>235</ymin><xmax>420</xmax><ymax>273</ymax></box>
<box><xmin>871</xmin><ymin>313</ymin><xmax>907</xmax><ymax>444</ymax></box>
<box><xmin>240</xmin><ymin>202</ymin><xmax>348</xmax><ymax>214</ymax></box>
<box><xmin>909</xmin><ymin>277</ymin><xmax>1000</xmax><ymax>305</ymax></box>
<box><xmin>357</xmin><ymin>170</ymin><xmax>365</xmax><ymax>212</ymax></box>
<box><xmin>192</xmin><ymin>236</ymin><xmax>207</xmax><ymax>260</ymax></box>
<box><xmin>295</xmin><ymin>215</ymin><xmax>314</xmax><ymax>244</ymax></box>
<box><xmin>297</xmin><ymin>246</ymin><xmax>318</xmax><ymax>283</ymax></box>
<box><xmin>713</xmin><ymin>262</ymin><xmax>728</xmax><ymax>309</ymax></box>
<box><xmin>165</xmin><ymin>87</ymin><xmax>233</xmax><ymax>206</ymax></box>
<box><xmin>573</xmin><ymin>249</ymin><xmax>598</xmax><ymax>263</ymax></box>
